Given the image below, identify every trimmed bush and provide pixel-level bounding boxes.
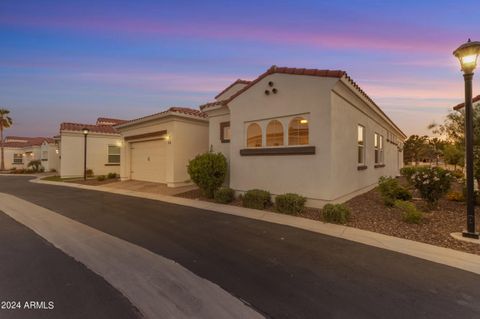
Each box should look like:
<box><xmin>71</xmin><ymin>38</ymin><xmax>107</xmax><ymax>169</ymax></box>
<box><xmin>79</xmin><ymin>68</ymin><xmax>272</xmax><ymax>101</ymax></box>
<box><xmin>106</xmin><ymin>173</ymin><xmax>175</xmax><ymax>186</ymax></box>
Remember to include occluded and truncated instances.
<box><xmin>85</xmin><ymin>169</ymin><xmax>94</xmax><ymax>177</ymax></box>
<box><xmin>394</xmin><ymin>200</ymin><xmax>423</xmax><ymax>224</ymax></box>
<box><xmin>107</xmin><ymin>172</ymin><xmax>118</xmax><ymax>179</ymax></box>
<box><xmin>187</xmin><ymin>152</ymin><xmax>228</xmax><ymax>198</ymax></box>
<box><xmin>242</xmin><ymin>189</ymin><xmax>271</xmax><ymax>209</ymax></box>
<box><xmin>451</xmin><ymin>169</ymin><xmax>464</xmax><ymax>180</ymax></box>
<box><xmin>411</xmin><ymin>167</ymin><xmax>453</xmax><ymax>205</ymax></box>
<box><xmin>214</xmin><ymin>187</ymin><xmax>235</xmax><ymax>204</ymax></box>
<box><xmin>400</xmin><ymin>166</ymin><xmax>418</xmax><ymax>184</ymax></box>
<box><xmin>275</xmin><ymin>193</ymin><xmax>306</xmax><ymax>215</ymax></box>
<box><xmin>96</xmin><ymin>175</ymin><xmax>106</xmax><ymax>181</ymax></box>
<box><xmin>378</xmin><ymin>176</ymin><xmax>412</xmax><ymax>206</ymax></box>
<box><xmin>322</xmin><ymin>204</ymin><xmax>350</xmax><ymax>224</ymax></box>
<box><xmin>27</xmin><ymin>160</ymin><xmax>43</xmax><ymax>172</ymax></box>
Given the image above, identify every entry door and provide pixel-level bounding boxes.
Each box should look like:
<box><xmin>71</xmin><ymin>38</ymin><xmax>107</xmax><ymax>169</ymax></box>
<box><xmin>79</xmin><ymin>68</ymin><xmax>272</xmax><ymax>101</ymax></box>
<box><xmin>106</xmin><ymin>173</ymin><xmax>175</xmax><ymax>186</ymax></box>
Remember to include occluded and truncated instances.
<box><xmin>130</xmin><ymin>139</ymin><xmax>167</xmax><ymax>183</ymax></box>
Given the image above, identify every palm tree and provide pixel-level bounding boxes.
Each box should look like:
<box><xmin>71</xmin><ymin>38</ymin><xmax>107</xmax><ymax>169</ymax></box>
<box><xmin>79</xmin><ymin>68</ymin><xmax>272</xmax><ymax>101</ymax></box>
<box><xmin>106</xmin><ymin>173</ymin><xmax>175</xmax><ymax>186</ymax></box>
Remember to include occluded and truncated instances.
<box><xmin>0</xmin><ymin>109</ymin><xmax>13</xmax><ymax>171</ymax></box>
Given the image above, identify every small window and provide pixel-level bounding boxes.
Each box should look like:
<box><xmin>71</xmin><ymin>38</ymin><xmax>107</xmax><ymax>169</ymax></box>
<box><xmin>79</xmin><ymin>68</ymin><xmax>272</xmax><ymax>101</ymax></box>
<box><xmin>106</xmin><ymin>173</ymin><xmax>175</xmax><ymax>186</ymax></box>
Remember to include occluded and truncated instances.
<box><xmin>374</xmin><ymin>133</ymin><xmax>384</xmax><ymax>164</ymax></box>
<box><xmin>358</xmin><ymin>125</ymin><xmax>365</xmax><ymax>165</ymax></box>
<box><xmin>288</xmin><ymin>117</ymin><xmax>309</xmax><ymax>145</ymax></box>
<box><xmin>108</xmin><ymin>145</ymin><xmax>120</xmax><ymax>163</ymax></box>
<box><xmin>266</xmin><ymin>120</ymin><xmax>284</xmax><ymax>146</ymax></box>
<box><xmin>220</xmin><ymin>122</ymin><xmax>230</xmax><ymax>143</ymax></box>
<box><xmin>246</xmin><ymin>123</ymin><xmax>262</xmax><ymax>147</ymax></box>
<box><xmin>13</xmin><ymin>153</ymin><xmax>23</xmax><ymax>164</ymax></box>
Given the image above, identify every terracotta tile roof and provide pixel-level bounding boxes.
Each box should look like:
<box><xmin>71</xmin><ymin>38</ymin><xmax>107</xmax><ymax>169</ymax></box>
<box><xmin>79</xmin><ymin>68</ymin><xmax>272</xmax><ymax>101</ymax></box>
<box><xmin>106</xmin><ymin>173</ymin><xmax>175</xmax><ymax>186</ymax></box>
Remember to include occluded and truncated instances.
<box><xmin>199</xmin><ymin>100</ymin><xmax>227</xmax><ymax>111</ymax></box>
<box><xmin>1</xmin><ymin>136</ymin><xmax>55</xmax><ymax>148</ymax></box>
<box><xmin>214</xmin><ymin>79</ymin><xmax>251</xmax><ymax>99</ymax></box>
<box><xmin>116</xmin><ymin>107</ymin><xmax>207</xmax><ymax>128</ymax></box>
<box><xmin>60</xmin><ymin>122</ymin><xmax>120</xmax><ymax>135</ymax></box>
<box><xmin>453</xmin><ymin>95</ymin><xmax>480</xmax><ymax>110</ymax></box>
<box><xmin>96</xmin><ymin>117</ymin><xmax>128</xmax><ymax>125</ymax></box>
<box><xmin>208</xmin><ymin>65</ymin><xmax>405</xmax><ymax>138</ymax></box>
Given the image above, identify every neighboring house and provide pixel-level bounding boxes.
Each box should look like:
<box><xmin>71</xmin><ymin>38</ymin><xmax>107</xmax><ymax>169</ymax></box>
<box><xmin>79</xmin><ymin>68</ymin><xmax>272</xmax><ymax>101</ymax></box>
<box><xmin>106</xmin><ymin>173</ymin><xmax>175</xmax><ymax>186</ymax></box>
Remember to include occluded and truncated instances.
<box><xmin>453</xmin><ymin>94</ymin><xmax>480</xmax><ymax>111</ymax></box>
<box><xmin>58</xmin><ymin>117</ymin><xmax>126</xmax><ymax>178</ymax></box>
<box><xmin>1</xmin><ymin>136</ymin><xmax>59</xmax><ymax>171</ymax></box>
<box><xmin>114</xmin><ymin>107</ymin><xmax>208</xmax><ymax>187</ymax></box>
<box><xmin>201</xmin><ymin>66</ymin><xmax>406</xmax><ymax>207</ymax></box>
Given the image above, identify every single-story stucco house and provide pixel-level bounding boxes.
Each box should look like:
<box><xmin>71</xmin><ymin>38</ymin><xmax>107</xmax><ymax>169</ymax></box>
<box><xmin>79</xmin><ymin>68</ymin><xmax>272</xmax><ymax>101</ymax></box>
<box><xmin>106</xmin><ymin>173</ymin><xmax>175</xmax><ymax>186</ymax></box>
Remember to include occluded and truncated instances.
<box><xmin>58</xmin><ymin>117</ymin><xmax>125</xmax><ymax>178</ymax></box>
<box><xmin>0</xmin><ymin>136</ymin><xmax>59</xmax><ymax>171</ymax></box>
<box><xmin>114</xmin><ymin>107</ymin><xmax>208</xmax><ymax>187</ymax></box>
<box><xmin>200</xmin><ymin>66</ymin><xmax>406</xmax><ymax>208</ymax></box>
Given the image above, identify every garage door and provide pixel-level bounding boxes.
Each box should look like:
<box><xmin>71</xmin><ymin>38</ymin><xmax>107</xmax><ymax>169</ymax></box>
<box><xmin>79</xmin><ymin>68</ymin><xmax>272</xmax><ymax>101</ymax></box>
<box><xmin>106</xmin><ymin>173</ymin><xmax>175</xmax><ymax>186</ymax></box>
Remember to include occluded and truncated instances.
<box><xmin>131</xmin><ymin>139</ymin><xmax>166</xmax><ymax>183</ymax></box>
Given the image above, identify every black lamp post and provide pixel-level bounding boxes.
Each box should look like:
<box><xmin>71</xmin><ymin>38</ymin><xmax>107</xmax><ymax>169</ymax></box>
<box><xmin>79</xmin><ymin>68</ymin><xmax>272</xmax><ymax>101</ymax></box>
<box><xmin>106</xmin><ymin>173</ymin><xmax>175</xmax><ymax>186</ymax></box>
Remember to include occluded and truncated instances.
<box><xmin>453</xmin><ymin>39</ymin><xmax>480</xmax><ymax>239</ymax></box>
<box><xmin>82</xmin><ymin>128</ymin><xmax>89</xmax><ymax>181</ymax></box>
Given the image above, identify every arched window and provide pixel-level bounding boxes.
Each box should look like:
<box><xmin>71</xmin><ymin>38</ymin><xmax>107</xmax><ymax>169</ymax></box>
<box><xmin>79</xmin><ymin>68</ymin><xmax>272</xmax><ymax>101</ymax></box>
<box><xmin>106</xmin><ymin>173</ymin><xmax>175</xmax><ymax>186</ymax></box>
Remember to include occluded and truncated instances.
<box><xmin>288</xmin><ymin>117</ymin><xmax>309</xmax><ymax>145</ymax></box>
<box><xmin>266</xmin><ymin>120</ymin><xmax>284</xmax><ymax>146</ymax></box>
<box><xmin>246</xmin><ymin>123</ymin><xmax>262</xmax><ymax>147</ymax></box>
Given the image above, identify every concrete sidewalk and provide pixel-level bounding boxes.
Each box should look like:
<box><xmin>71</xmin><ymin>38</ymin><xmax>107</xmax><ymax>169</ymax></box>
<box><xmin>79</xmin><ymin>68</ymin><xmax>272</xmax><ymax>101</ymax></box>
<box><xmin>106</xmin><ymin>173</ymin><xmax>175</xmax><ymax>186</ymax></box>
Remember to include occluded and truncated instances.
<box><xmin>0</xmin><ymin>192</ymin><xmax>263</xmax><ymax>319</ymax></box>
<box><xmin>32</xmin><ymin>177</ymin><xmax>480</xmax><ymax>275</ymax></box>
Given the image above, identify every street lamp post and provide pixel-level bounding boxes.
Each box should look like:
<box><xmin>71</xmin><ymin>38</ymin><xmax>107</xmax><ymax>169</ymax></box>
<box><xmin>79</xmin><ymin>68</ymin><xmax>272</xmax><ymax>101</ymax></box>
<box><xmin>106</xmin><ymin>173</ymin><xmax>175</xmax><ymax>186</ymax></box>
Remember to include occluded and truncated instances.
<box><xmin>453</xmin><ymin>39</ymin><xmax>480</xmax><ymax>239</ymax></box>
<box><xmin>82</xmin><ymin>128</ymin><xmax>89</xmax><ymax>181</ymax></box>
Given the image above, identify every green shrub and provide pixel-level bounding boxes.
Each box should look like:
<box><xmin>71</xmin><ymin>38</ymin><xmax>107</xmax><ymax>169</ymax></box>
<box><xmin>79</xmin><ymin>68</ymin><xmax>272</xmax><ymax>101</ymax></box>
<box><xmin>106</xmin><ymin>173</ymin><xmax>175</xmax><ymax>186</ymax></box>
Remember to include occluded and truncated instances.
<box><xmin>107</xmin><ymin>172</ymin><xmax>117</xmax><ymax>179</ymax></box>
<box><xmin>411</xmin><ymin>167</ymin><xmax>453</xmax><ymax>205</ymax></box>
<box><xmin>85</xmin><ymin>169</ymin><xmax>94</xmax><ymax>177</ymax></box>
<box><xmin>187</xmin><ymin>152</ymin><xmax>228</xmax><ymax>198</ymax></box>
<box><xmin>394</xmin><ymin>200</ymin><xmax>423</xmax><ymax>224</ymax></box>
<box><xmin>27</xmin><ymin>160</ymin><xmax>43</xmax><ymax>172</ymax></box>
<box><xmin>242</xmin><ymin>189</ymin><xmax>271</xmax><ymax>209</ymax></box>
<box><xmin>275</xmin><ymin>193</ymin><xmax>307</xmax><ymax>215</ymax></box>
<box><xmin>96</xmin><ymin>175</ymin><xmax>106</xmax><ymax>181</ymax></box>
<box><xmin>451</xmin><ymin>169</ymin><xmax>464</xmax><ymax>180</ymax></box>
<box><xmin>50</xmin><ymin>168</ymin><xmax>57</xmax><ymax>173</ymax></box>
<box><xmin>378</xmin><ymin>176</ymin><xmax>412</xmax><ymax>206</ymax></box>
<box><xmin>400</xmin><ymin>166</ymin><xmax>418</xmax><ymax>184</ymax></box>
<box><xmin>214</xmin><ymin>187</ymin><xmax>235</xmax><ymax>204</ymax></box>
<box><xmin>322</xmin><ymin>204</ymin><xmax>350</xmax><ymax>224</ymax></box>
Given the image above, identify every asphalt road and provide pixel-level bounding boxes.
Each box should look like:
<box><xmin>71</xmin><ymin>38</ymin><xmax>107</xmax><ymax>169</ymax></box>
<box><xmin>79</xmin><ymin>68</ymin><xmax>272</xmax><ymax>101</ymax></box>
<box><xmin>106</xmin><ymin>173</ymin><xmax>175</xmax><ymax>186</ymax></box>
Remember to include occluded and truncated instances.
<box><xmin>1</xmin><ymin>176</ymin><xmax>480</xmax><ymax>318</ymax></box>
<box><xmin>0</xmin><ymin>210</ymin><xmax>141</xmax><ymax>319</ymax></box>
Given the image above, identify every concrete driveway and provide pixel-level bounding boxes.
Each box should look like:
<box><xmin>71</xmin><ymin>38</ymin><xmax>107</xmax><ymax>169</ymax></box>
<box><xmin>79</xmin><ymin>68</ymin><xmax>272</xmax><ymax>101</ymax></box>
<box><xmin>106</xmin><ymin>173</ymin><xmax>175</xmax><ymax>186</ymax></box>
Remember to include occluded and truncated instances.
<box><xmin>1</xmin><ymin>176</ymin><xmax>480</xmax><ymax>318</ymax></box>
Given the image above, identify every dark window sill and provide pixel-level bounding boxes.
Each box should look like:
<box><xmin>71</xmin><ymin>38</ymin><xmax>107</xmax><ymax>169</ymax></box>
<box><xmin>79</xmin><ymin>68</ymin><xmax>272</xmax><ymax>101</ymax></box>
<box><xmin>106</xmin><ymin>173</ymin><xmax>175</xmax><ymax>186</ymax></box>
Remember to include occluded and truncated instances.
<box><xmin>220</xmin><ymin>140</ymin><xmax>230</xmax><ymax>144</ymax></box>
<box><xmin>105</xmin><ymin>163</ymin><xmax>120</xmax><ymax>166</ymax></box>
<box><xmin>41</xmin><ymin>159</ymin><xmax>48</xmax><ymax>161</ymax></box>
<box><xmin>240</xmin><ymin>146</ymin><xmax>315</xmax><ymax>156</ymax></box>
<box><xmin>374</xmin><ymin>164</ymin><xmax>386</xmax><ymax>168</ymax></box>
<box><xmin>357</xmin><ymin>165</ymin><xmax>368</xmax><ymax>170</ymax></box>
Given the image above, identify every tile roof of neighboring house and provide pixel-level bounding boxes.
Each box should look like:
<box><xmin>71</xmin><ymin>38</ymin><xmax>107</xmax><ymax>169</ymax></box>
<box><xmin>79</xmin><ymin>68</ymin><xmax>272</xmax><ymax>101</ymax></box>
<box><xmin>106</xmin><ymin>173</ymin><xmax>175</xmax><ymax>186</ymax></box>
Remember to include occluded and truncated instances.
<box><xmin>60</xmin><ymin>122</ymin><xmax>120</xmax><ymax>135</ymax></box>
<box><xmin>1</xmin><ymin>136</ymin><xmax>55</xmax><ymax>148</ymax></box>
<box><xmin>453</xmin><ymin>95</ymin><xmax>480</xmax><ymax>110</ymax></box>
<box><xmin>214</xmin><ymin>79</ymin><xmax>251</xmax><ymax>99</ymax></box>
<box><xmin>96</xmin><ymin>117</ymin><xmax>128</xmax><ymax>125</ymax></box>
<box><xmin>115</xmin><ymin>107</ymin><xmax>207</xmax><ymax>129</ymax></box>
<box><xmin>202</xmin><ymin>65</ymin><xmax>406</xmax><ymax>138</ymax></box>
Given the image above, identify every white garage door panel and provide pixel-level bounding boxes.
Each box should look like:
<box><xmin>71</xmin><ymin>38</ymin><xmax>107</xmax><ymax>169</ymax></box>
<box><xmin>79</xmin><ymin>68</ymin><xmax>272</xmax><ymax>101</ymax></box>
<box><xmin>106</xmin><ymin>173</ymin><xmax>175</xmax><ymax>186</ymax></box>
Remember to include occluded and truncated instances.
<box><xmin>131</xmin><ymin>140</ymin><xmax>166</xmax><ymax>183</ymax></box>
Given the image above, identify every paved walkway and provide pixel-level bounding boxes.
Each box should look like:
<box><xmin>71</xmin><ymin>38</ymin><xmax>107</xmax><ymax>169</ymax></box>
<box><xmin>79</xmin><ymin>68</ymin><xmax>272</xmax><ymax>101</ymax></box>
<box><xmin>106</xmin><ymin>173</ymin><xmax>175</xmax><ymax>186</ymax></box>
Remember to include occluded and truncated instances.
<box><xmin>0</xmin><ymin>193</ymin><xmax>262</xmax><ymax>319</ymax></box>
<box><xmin>31</xmin><ymin>176</ymin><xmax>480</xmax><ymax>275</ymax></box>
<box><xmin>104</xmin><ymin>180</ymin><xmax>197</xmax><ymax>196</ymax></box>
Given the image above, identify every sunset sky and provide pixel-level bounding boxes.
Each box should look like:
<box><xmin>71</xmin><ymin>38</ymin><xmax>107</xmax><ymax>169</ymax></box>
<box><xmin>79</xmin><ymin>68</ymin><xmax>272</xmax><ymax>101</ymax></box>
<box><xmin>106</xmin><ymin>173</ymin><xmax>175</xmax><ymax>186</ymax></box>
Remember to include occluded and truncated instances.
<box><xmin>1</xmin><ymin>0</ymin><xmax>478</xmax><ymax>137</ymax></box>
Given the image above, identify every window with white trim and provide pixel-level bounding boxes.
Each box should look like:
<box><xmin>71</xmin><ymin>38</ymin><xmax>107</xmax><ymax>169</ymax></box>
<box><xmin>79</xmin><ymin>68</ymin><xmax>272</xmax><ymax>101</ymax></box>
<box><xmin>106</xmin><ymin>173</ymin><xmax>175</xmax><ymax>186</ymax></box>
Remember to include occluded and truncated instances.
<box><xmin>358</xmin><ymin>125</ymin><xmax>365</xmax><ymax>165</ymax></box>
<box><xmin>108</xmin><ymin>145</ymin><xmax>120</xmax><ymax>163</ymax></box>
<box><xmin>288</xmin><ymin>117</ymin><xmax>309</xmax><ymax>145</ymax></box>
<box><xmin>13</xmin><ymin>153</ymin><xmax>23</xmax><ymax>164</ymax></box>
<box><xmin>246</xmin><ymin>123</ymin><xmax>262</xmax><ymax>147</ymax></box>
<box><xmin>374</xmin><ymin>133</ymin><xmax>384</xmax><ymax>164</ymax></box>
<box><xmin>266</xmin><ymin>120</ymin><xmax>284</xmax><ymax>146</ymax></box>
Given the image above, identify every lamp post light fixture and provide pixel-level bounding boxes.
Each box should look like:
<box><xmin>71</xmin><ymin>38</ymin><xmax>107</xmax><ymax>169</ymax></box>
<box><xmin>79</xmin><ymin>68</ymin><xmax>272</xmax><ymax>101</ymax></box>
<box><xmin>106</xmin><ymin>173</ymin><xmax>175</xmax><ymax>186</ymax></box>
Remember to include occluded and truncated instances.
<box><xmin>82</xmin><ymin>128</ymin><xmax>89</xmax><ymax>181</ymax></box>
<box><xmin>453</xmin><ymin>39</ymin><xmax>480</xmax><ymax>239</ymax></box>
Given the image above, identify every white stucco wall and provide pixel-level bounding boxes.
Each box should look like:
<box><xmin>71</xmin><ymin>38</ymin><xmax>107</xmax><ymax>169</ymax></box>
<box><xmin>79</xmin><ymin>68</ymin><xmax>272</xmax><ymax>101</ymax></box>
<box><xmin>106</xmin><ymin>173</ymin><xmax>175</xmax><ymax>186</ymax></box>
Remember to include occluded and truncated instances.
<box><xmin>117</xmin><ymin>116</ymin><xmax>208</xmax><ymax>187</ymax></box>
<box><xmin>59</xmin><ymin>132</ymin><xmax>122</xmax><ymax>178</ymax></box>
<box><xmin>329</xmin><ymin>81</ymin><xmax>406</xmax><ymax>203</ymax></box>
<box><xmin>41</xmin><ymin>142</ymin><xmax>60</xmax><ymax>172</ymax></box>
<box><xmin>228</xmin><ymin>73</ymin><xmax>338</xmax><ymax>206</ymax></box>
<box><xmin>226</xmin><ymin>73</ymin><xmax>406</xmax><ymax>208</ymax></box>
<box><xmin>2</xmin><ymin>147</ymin><xmax>21</xmax><ymax>170</ymax></box>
